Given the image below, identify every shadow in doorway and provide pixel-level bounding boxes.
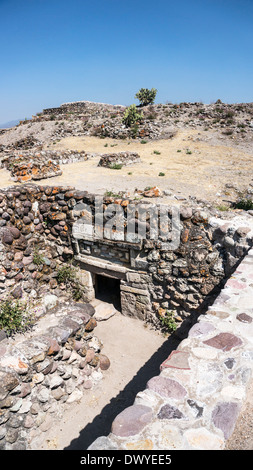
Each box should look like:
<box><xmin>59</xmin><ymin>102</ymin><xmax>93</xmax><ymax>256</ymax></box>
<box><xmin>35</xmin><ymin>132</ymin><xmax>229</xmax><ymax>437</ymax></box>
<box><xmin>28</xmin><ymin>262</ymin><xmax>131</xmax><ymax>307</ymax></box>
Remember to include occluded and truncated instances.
<box><xmin>95</xmin><ymin>274</ymin><xmax>121</xmax><ymax>310</ymax></box>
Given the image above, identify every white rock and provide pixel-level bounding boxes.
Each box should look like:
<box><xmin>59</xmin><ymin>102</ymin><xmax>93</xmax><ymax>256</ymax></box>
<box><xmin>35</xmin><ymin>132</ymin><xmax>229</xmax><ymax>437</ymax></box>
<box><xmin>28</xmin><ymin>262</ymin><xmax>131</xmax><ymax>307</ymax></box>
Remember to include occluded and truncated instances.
<box><xmin>43</xmin><ymin>294</ymin><xmax>58</xmax><ymax>311</ymax></box>
<box><xmin>66</xmin><ymin>389</ymin><xmax>83</xmax><ymax>403</ymax></box>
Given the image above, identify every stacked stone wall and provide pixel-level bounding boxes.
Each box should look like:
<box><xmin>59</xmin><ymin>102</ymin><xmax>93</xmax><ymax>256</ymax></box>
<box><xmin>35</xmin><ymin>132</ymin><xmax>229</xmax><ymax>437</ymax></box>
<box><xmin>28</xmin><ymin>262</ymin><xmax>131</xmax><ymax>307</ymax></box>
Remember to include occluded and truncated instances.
<box><xmin>0</xmin><ymin>184</ymin><xmax>252</xmax><ymax>326</ymax></box>
<box><xmin>0</xmin><ymin>183</ymin><xmax>253</xmax><ymax>450</ymax></box>
<box><xmin>0</xmin><ymin>300</ymin><xmax>110</xmax><ymax>450</ymax></box>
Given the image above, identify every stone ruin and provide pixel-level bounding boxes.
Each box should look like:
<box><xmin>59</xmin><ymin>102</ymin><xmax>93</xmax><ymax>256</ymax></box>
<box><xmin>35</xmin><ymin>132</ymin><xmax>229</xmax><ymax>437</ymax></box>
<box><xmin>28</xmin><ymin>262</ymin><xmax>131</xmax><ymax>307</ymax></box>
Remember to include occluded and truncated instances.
<box><xmin>97</xmin><ymin>151</ymin><xmax>141</xmax><ymax>168</ymax></box>
<box><xmin>0</xmin><ymin>98</ymin><xmax>253</xmax><ymax>449</ymax></box>
<box><xmin>0</xmin><ymin>181</ymin><xmax>253</xmax><ymax>449</ymax></box>
<box><xmin>0</xmin><ymin>150</ymin><xmax>89</xmax><ymax>183</ymax></box>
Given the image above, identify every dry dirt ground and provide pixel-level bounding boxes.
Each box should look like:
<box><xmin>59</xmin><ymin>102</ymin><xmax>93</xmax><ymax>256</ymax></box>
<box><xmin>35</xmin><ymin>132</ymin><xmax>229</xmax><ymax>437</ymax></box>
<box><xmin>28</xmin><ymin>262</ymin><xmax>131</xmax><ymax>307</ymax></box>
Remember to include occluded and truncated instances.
<box><xmin>1</xmin><ymin>129</ymin><xmax>253</xmax><ymax>206</ymax></box>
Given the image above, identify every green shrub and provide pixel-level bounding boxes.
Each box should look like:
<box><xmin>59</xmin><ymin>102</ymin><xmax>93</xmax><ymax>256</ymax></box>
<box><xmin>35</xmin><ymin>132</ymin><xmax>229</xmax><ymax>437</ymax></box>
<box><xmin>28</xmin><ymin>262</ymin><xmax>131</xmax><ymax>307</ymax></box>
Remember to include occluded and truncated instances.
<box><xmin>33</xmin><ymin>248</ymin><xmax>45</xmax><ymax>266</ymax></box>
<box><xmin>0</xmin><ymin>298</ymin><xmax>35</xmax><ymax>336</ymax></box>
<box><xmin>122</xmin><ymin>105</ymin><xmax>143</xmax><ymax>128</ymax></box>
<box><xmin>217</xmin><ymin>204</ymin><xmax>229</xmax><ymax>212</ymax></box>
<box><xmin>135</xmin><ymin>88</ymin><xmax>157</xmax><ymax>106</ymax></box>
<box><xmin>235</xmin><ymin>198</ymin><xmax>253</xmax><ymax>211</ymax></box>
<box><xmin>57</xmin><ymin>264</ymin><xmax>76</xmax><ymax>284</ymax></box>
<box><xmin>130</xmin><ymin>123</ymin><xmax>139</xmax><ymax>138</ymax></box>
<box><xmin>159</xmin><ymin>310</ymin><xmax>177</xmax><ymax>333</ymax></box>
<box><xmin>109</xmin><ymin>163</ymin><xmax>123</xmax><ymax>170</ymax></box>
<box><xmin>57</xmin><ymin>264</ymin><xmax>84</xmax><ymax>301</ymax></box>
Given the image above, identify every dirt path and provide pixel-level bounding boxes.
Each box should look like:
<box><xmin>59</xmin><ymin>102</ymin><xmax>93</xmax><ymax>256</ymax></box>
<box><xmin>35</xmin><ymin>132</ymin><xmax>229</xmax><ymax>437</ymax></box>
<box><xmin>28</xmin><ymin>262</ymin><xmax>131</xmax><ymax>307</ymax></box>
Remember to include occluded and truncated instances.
<box><xmin>31</xmin><ymin>307</ymin><xmax>177</xmax><ymax>451</ymax></box>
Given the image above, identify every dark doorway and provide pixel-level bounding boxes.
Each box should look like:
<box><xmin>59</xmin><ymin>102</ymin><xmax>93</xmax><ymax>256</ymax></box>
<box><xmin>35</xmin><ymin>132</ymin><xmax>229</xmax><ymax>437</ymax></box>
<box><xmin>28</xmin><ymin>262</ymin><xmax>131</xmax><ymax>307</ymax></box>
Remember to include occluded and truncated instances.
<box><xmin>95</xmin><ymin>274</ymin><xmax>121</xmax><ymax>310</ymax></box>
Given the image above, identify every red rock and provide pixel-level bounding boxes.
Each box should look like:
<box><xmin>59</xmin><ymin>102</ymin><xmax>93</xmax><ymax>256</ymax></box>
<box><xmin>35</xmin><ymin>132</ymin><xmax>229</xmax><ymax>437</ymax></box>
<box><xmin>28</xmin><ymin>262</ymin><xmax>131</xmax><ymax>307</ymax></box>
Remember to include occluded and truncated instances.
<box><xmin>236</xmin><ymin>313</ymin><xmax>253</xmax><ymax>323</ymax></box>
<box><xmin>203</xmin><ymin>333</ymin><xmax>243</xmax><ymax>351</ymax></box>
<box><xmin>99</xmin><ymin>354</ymin><xmax>110</xmax><ymax>370</ymax></box>
<box><xmin>85</xmin><ymin>318</ymin><xmax>97</xmax><ymax>332</ymax></box>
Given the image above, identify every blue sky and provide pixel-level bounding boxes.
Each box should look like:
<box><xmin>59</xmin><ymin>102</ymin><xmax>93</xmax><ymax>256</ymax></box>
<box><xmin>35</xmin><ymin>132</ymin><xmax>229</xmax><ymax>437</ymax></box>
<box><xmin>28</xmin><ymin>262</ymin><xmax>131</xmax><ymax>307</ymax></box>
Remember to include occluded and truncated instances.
<box><xmin>0</xmin><ymin>0</ymin><xmax>253</xmax><ymax>123</ymax></box>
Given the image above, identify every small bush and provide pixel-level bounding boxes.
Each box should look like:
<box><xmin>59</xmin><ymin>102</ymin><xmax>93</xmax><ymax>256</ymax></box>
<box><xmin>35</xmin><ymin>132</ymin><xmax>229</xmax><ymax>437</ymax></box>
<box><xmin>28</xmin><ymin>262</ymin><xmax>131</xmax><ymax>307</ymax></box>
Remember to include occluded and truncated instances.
<box><xmin>0</xmin><ymin>298</ymin><xmax>35</xmax><ymax>336</ymax></box>
<box><xmin>57</xmin><ymin>264</ymin><xmax>76</xmax><ymax>284</ymax></box>
<box><xmin>104</xmin><ymin>190</ymin><xmax>123</xmax><ymax>198</ymax></box>
<box><xmin>109</xmin><ymin>163</ymin><xmax>123</xmax><ymax>170</ymax></box>
<box><xmin>217</xmin><ymin>204</ymin><xmax>229</xmax><ymax>212</ymax></box>
<box><xmin>235</xmin><ymin>198</ymin><xmax>253</xmax><ymax>211</ymax></box>
<box><xmin>57</xmin><ymin>263</ymin><xmax>84</xmax><ymax>301</ymax></box>
<box><xmin>159</xmin><ymin>172</ymin><xmax>165</xmax><ymax>176</ymax></box>
<box><xmin>159</xmin><ymin>310</ymin><xmax>177</xmax><ymax>333</ymax></box>
<box><xmin>33</xmin><ymin>248</ymin><xmax>45</xmax><ymax>266</ymax></box>
<box><xmin>130</xmin><ymin>123</ymin><xmax>139</xmax><ymax>138</ymax></box>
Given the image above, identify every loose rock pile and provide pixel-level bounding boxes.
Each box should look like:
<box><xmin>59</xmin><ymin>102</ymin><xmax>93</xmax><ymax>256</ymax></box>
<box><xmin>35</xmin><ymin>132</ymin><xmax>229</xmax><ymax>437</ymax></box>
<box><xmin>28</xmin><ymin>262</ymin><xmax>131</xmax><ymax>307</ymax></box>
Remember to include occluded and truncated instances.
<box><xmin>0</xmin><ymin>300</ymin><xmax>110</xmax><ymax>450</ymax></box>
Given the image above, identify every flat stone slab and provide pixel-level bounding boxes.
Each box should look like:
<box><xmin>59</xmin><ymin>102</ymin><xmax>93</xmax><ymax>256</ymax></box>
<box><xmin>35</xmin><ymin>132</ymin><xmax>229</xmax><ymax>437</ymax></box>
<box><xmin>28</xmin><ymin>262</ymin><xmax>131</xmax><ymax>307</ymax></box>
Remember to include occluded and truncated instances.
<box><xmin>160</xmin><ymin>350</ymin><xmax>191</xmax><ymax>371</ymax></box>
<box><xmin>147</xmin><ymin>376</ymin><xmax>187</xmax><ymax>400</ymax></box>
<box><xmin>184</xmin><ymin>428</ymin><xmax>224</xmax><ymax>450</ymax></box>
<box><xmin>188</xmin><ymin>321</ymin><xmax>216</xmax><ymax>337</ymax></box>
<box><xmin>111</xmin><ymin>405</ymin><xmax>153</xmax><ymax>437</ymax></box>
<box><xmin>203</xmin><ymin>333</ymin><xmax>243</xmax><ymax>351</ymax></box>
<box><xmin>212</xmin><ymin>402</ymin><xmax>241</xmax><ymax>439</ymax></box>
<box><xmin>93</xmin><ymin>302</ymin><xmax>117</xmax><ymax>321</ymax></box>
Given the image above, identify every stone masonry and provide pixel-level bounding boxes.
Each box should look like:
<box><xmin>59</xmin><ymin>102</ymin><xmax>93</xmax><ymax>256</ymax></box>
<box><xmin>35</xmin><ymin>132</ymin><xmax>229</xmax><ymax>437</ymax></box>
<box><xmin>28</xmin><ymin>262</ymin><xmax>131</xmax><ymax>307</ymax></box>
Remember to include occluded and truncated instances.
<box><xmin>88</xmin><ymin>248</ymin><xmax>253</xmax><ymax>450</ymax></box>
<box><xmin>1</xmin><ymin>183</ymin><xmax>253</xmax><ymax>450</ymax></box>
<box><xmin>0</xmin><ymin>184</ymin><xmax>253</xmax><ymax>327</ymax></box>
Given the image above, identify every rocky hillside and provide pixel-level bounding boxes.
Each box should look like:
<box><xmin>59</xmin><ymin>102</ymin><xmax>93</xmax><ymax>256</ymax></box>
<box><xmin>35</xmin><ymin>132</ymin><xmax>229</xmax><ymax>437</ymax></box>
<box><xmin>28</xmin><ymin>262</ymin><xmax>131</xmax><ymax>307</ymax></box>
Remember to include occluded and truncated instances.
<box><xmin>0</xmin><ymin>100</ymin><xmax>253</xmax><ymax>151</ymax></box>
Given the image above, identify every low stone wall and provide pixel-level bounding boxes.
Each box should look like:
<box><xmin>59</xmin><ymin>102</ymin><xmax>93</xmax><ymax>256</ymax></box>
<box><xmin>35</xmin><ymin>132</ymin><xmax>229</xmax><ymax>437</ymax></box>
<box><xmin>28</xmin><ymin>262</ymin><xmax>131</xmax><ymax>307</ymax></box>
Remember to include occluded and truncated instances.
<box><xmin>88</xmin><ymin>247</ymin><xmax>253</xmax><ymax>450</ymax></box>
<box><xmin>10</xmin><ymin>160</ymin><xmax>62</xmax><ymax>183</ymax></box>
<box><xmin>1</xmin><ymin>150</ymin><xmax>89</xmax><ymax>182</ymax></box>
<box><xmin>43</xmin><ymin>101</ymin><xmax>125</xmax><ymax>116</ymax></box>
<box><xmin>0</xmin><ymin>299</ymin><xmax>110</xmax><ymax>450</ymax></box>
<box><xmin>97</xmin><ymin>151</ymin><xmax>141</xmax><ymax>168</ymax></box>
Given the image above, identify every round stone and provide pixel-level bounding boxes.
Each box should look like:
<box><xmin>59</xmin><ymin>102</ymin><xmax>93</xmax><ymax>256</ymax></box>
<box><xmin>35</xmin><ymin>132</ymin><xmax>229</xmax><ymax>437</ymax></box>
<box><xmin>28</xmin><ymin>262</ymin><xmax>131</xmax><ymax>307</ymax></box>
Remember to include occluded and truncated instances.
<box><xmin>99</xmin><ymin>354</ymin><xmax>110</xmax><ymax>370</ymax></box>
